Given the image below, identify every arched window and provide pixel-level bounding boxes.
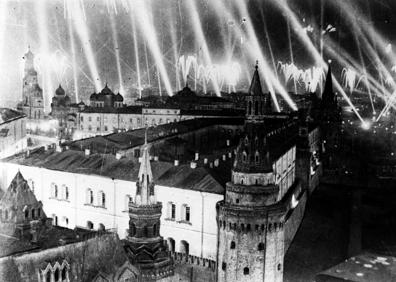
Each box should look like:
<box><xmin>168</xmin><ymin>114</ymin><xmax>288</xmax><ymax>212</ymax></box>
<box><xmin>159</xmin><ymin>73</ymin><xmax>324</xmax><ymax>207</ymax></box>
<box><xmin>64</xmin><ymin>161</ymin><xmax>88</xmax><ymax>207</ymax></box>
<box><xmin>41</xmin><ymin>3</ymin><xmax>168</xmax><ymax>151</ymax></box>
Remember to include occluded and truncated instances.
<box><xmin>153</xmin><ymin>224</ymin><xmax>157</xmax><ymax>236</ymax></box>
<box><xmin>255</xmin><ymin>151</ymin><xmax>260</xmax><ymax>164</ymax></box>
<box><xmin>230</xmin><ymin>241</ymin><xmax>236</xmax><ymax>249</ymax></box>
<box><xmin>182</xmin><ymin>204</ymin><xmax>191</xmax><ymax>222</ymax></box>
<box><xmin>5</xmin><ymin>209</ymin><xmax>8</xmax><ymax>220</ymax></box>
<box><xmin>86</xmin><ymin>189</ymin><xmax>93</xmax><ymax>204</ymax></box>
<box><xmin>32</xmin><ymin>209</ymin><xmax>35</xmax><ymax>219</ymax></box>
<box><xmin>242</xmin><ymin>151</ymin><xmax>247</xmax><ymax>162</ymax></box>
<box><xmin>180</xmin><ymin>240</ymin><xmax>189</xmax><ymax>255</ymax></box>
<box><xmin>278</xmin><ymin>263</ymin><xmax>282</xmax><ymax>271</ymax></box>
<box><xmin>61</xmin><ymin>267</ymin><xmax>67</xmax><ymax>280</ymax></box>
<box><xmin>98</xmin><ymin>223</ymin><xmax>105</xmax><ymax>231</ymax></box>
<box><xmin>98</xmin><ymin>191</ymin><xmax>106</xmax><ymax>207</ymax></box>
<box><xmin>255</xmin><ymin>101</ymin><xmax>258</xmax><ymax>115</ymax></box>
<box><xmin>130</xmin><ymin>222</ymin><xmax>136</xmax><ymax>236</ymax></box>
<box><xmin>244</xmin><ymin>267</ymin><xmax>249</xmax><ymax>275</ymax></box>
<box><xmin>54</xmin><ymin>269</ymin><xmax>59</xmax><ymax>282</ymax></box>
<box><xmin>63</xmin><ymin>185</ymin><xmax>69</xmax><ymax>200</ymax></box>
<box><xmin>46</xmin><ymin>271</ymin><xmax>51</xmax><ymax>282</ymax></box>
<box><xmin>258</xmin><ymin>242</ymin><xmax>264</xmax><ymax>251</ymax></box>
<box><xmin>222</xmin><ymin>262</ymin><xmax>227</xmax><ymax>271</ymax></box>
<box><xmin>167</xmin><ymin>237</ymin><xmax>175</xmax><ymax>252</ymax></box>
<box><xmin>87</xmin><ymin>221</ymin><xmax>94</xmax><ymax>229</ymax></box>
<box><xmin>25</xmin><ymin>209</ymin><xmax>29</xmax><ymax>219</ymax></box>
<box><xmin>38</xmin><ymin>208</ymin><xmax>41</xmax><ymax>218</ymax></box>
<box><xmin>51</xmin><ymin>183</ymin><xmax>58</xmax><ymax>198</ymax></box>
<box><xmin>248</xmin><ymin>101</ymin><xmax>252</xmax><ymax>115</ymax></box>
<box><xmin>53</xmin><ymin>214</ymin><xmax>58</xmax><ymax>226</ymax></box>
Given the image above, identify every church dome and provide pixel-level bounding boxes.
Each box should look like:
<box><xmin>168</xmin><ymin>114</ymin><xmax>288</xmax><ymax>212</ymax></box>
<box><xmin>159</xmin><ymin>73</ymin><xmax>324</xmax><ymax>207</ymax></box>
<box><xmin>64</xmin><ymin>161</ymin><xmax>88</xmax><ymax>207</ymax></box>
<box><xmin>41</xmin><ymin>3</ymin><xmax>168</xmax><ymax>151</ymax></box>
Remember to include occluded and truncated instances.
<box><xmin>101</xmin><ymin>84</ymin><xmax>114</xmax><ymax>95</ymax></box>
<box><xmin>115</xmin><ymin>93</ymin><xmax>124</xmax><ymax>102</ymax></box>
<box><xmin>55</xmin><ymin>84</ymin><xmax>65</xmax><ymax>96</ymax></box>
<box><xmin>90</xmin><ymin>93</ymin><xmax>98</xmax><ymax>100</ymax></box>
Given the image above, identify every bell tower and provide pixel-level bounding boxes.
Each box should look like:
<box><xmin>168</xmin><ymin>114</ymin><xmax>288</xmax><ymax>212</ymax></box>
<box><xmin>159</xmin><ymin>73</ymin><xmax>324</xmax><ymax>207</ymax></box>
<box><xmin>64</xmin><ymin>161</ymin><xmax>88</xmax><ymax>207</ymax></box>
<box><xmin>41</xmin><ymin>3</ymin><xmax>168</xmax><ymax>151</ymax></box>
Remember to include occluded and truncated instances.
<box><xmin>20</xmin><ymin>47</ymin><xmax>44</xmax><ymax>119</ymax></box>
<box><xmin>125</xmin><ymin>131</ymin><xmax>174</xmax><ymax>281</ymax></box>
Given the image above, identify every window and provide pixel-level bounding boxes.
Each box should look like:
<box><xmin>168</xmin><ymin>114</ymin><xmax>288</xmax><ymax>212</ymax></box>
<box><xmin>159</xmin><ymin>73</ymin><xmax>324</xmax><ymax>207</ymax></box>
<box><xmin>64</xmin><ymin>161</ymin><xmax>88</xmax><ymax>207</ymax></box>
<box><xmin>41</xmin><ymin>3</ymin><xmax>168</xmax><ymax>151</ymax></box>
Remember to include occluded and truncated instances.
<box><xmin>104</xmin><ymin>126</ymin><xmax>108</xmax><ymax>131</ymax></box>
<box><xmin>242</xmin><ymin>151</ymin><xmax>247</xmax><ymax>162</ymax></box>
<box><xmin>180</xmin><ymin>240</ymin><xmax>189</xmax><ymax>255</ymax></box>
<box><xmin>51</xmin><ymin>183</ymin><xmax>58</xmax><ymax>198</ymax></box>
<box><xmin>98</xmin><ymin>191</ymin><xmax>106</xmax><ymax>207</ymax></box>
<box><xmin>171</xmin><ymin>203</ymin><xmax>176</xmax><ymax>219</ymax></box>
<box><xmin>97</xmin><ymin>127</ymin><xmax>100</xmax><ymax>132</ymax></box>
<box><xmin>88</xmin><ymin>117</ymin><xmax>92</xmax><ymax>122</ymax></box>
<box><xmin>258</xmin><ymin>242</ymin><xmax>264</xmax><ymax>251</ymax></box>
<box><xmin>32</xmin><ymin>209</ymin><xmax>35</xmax><ymax>219</ymax></box>
<box><xmin>184</xmin><ymin>205</ymin><xmax>190</xmax><ymax>222</ymax></box>
<box><xmin>87</xmin><ymin>221</ymin><xmax>94</xmax><ymax>229</ymax></box>
<box><xmin>255</xmin><ymin>151</ymin><xmax>260</xmax><ymax>164</ymax></box>
<box><xmin>243</xmin><ymin>267</ymin><xmax>249</xmax><ymax>275</ymax></box>
<box><xmin>80</xmin><ymin>116</ymin><xmax>84</xmax><ymax>122</ymax></box>
<box><xmin>88</xmin><ymin>125</ymin><xmax>92</xmax><ymax>131</ymax></box>
<box><xmin>97</xmin><ymin>117</ymin><xmax>100</xmax><ymax>121</ymax></box>
<box><xmin>65</xmin><ymin>186</ymin><xmax>69</xmax><ymax>200</ymax></box>
<box><xmin>277</xmin><ymin>263</ymin><xmax>282</xmax><ymax>271</ymax></box>
<box><xmin>86</xmin><ymin>189</ymin><xmax>94</xmax><ymax>204</ymax></box>
<box><xmin>25</xmin><ymin>209</ymin><xmax>29</xmax><ymax>219</ymax></box>
<box><xmin>222</xmin><ymin>262</ymin><xmax>227</xmax><ymax>271</ymax></box>
<box><xmin>230</xmin><ymin>241</ymin><xmax>236</xmax><ymax>249</ymax></box>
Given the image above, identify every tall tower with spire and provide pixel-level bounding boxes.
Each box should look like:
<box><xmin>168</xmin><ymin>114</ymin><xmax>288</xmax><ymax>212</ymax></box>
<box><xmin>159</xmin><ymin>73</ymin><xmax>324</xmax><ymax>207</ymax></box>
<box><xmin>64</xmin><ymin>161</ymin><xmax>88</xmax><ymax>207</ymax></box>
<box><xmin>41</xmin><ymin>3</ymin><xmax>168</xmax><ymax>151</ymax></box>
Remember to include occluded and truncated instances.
<box><xmin>216</xmin><ymin>64</ymin><xmax>297</xmax><ymax>282</ymax></box>
<box><xmin>19</xmin><ymin>47</ymin><xmax>44</xmax><ymax>119</ymax></box>
<box><xmin>319</xmin><ymin>64</ymin><xmax>341</xmax><ymax>168</ymax></box>
<box><xmin>246</xmin><ymin>61</ymin><xmax>272</xmax><ymax>120</ymax></box>
<box><xmin>124</xmin><ymin>133</ymin><xmax>174</xmax><ymax>281</ymax></box>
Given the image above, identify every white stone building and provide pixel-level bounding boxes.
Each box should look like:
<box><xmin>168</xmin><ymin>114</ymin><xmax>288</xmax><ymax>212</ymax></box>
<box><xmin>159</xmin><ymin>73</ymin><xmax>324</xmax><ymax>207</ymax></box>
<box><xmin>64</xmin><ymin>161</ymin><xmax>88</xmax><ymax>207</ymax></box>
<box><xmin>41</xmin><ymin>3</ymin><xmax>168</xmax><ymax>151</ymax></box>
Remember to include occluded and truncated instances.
<box><xmin>0</xmin><ymin>158</ymin><xmax>224</xmax><ymax>260</ymax></box>
<box><xmin>0</xmin><ymin>108</ymin><xmax>27</xmax><ymax>159</ymax></box>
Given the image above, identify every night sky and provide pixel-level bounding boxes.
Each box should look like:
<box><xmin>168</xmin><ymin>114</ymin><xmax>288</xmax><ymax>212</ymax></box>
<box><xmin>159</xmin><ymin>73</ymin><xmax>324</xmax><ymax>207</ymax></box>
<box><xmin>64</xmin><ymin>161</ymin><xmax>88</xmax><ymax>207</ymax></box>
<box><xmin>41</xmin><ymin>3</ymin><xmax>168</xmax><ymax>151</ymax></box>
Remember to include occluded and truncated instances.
<box><xmin>1</xmin><ymin>0</ymin><xmax>395</xmax><ymax>108</ymax></box>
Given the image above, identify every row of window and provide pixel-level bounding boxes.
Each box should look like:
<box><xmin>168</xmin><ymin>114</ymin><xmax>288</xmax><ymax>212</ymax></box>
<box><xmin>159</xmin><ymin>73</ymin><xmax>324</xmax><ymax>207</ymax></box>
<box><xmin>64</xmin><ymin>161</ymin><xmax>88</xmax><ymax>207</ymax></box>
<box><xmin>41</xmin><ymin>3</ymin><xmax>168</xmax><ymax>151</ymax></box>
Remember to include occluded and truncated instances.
<box><xmin>85</xmin><ymin>189</ymin><xmax>106</xmax><ymax>208</ymax></box>
<box><xmin>166</xmin><ymin>202</ymin><xmax>190</xmax><ymax>223</ymax></box>
<box><xmin>50</xmin><ymin>183</ymin><xmax>69</xmax><ymax>201</ymax></box>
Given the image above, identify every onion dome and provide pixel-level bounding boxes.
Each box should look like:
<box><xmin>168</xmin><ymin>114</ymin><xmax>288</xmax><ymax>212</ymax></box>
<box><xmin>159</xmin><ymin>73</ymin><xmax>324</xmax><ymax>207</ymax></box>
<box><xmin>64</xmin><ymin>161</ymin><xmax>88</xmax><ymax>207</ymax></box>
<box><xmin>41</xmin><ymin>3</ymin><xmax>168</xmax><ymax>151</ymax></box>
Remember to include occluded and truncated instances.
<box><xmin>55</xmin><ymin>84</ymin><xmax>65</xmax><ymax>96</ymax></box>
<box><xmin>115</xmin><ymin>93</ymin><xmax>124</xmax><ymax>102</ymax></box>
<box><xmin>90</xmin><ymin>93</ymin><xmax>98</xmax><ymax>100</ymax></box>
<box><xmin>101</xmin><ymin>83</ymin><xmax>113</xmax><ymax>95</ymax></box>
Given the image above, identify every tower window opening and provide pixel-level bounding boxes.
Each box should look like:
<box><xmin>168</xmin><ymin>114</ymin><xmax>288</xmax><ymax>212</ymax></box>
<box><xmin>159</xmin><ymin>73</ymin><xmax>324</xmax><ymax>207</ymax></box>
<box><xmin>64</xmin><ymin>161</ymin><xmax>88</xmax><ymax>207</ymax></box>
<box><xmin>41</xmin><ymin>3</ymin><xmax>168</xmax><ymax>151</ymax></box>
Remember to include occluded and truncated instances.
<box><xmin>278</xmin><ymin>263</ymin><xmax>282</xmax><ymax>271</ymax></box>
<box><xmin>222</xmin><ymin>262</ymin><xmax>227</xmax><ymax>271</ymax></box>
<box><xmin>258</xmin><ymin>242</ymin><xmax>264</xmax><ymax>251</ymax></box>
<box><xmin>255</xmin><ymin>101</ymin><xmax>258</xmax><ymax>115</ymax></box>
<box><xmin>230</xmin><ymin>241</ymin><xmax>236</xmax><ymax>249</ymax></box>
<box><xmin>244</xmin><ymin>267</ymin><xmax>249</xmax><ymax>275</ymax></box>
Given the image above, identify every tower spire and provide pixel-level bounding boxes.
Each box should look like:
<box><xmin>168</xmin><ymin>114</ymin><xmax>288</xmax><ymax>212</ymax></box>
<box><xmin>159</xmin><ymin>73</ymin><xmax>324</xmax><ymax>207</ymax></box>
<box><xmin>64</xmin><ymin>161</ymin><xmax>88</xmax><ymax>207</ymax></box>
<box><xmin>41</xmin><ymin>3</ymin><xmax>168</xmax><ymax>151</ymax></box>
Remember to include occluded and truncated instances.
<box><xmin>135</xmin><ymin>128</ymin><xmax>155</xmax><ymax>205</ymax></box>
<box><xmin>248</xmin><ymin>61</ymin><xmax>263</xmax><ymax>96</ymax></box>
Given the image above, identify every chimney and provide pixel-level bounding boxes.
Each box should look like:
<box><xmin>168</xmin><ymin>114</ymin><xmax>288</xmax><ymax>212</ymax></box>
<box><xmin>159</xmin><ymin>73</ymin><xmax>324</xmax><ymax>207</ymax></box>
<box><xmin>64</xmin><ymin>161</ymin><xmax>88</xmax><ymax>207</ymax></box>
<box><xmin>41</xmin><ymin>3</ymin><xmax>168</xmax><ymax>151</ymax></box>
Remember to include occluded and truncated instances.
<box><xmin>190</xmin><ymin>161</ymin><xmax>197</xmax><ymax>169</ymax></box>
<box><xmin>214</xmin><ymin>159</ymin><xmax>219</xmax><ymax>167</ymax></box>
<box><xmin>85</xmin><ymin>148</ymin><xmax>90</xmax><ymax>156</ymax></box>
<box><xmin>226</xmin><ymin>139</ymin><xmax>230</xmax><ymax>146</ymax></box>
<box><xmin>195</xmin><ymin>152</ymin><xmax>199</xmax><ymax>161</ymax></box>
<box><xmin>174</xmin><ymin>160</ymin><xmax>179</xmax><ymax>166</ymax></box>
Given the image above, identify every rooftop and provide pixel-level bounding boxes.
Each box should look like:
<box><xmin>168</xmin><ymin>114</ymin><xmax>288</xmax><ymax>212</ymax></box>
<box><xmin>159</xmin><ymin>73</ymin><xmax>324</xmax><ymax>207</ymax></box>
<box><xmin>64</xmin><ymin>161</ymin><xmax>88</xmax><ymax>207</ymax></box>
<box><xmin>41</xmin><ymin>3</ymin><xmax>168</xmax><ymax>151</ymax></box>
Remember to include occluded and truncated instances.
<box><xmin>3</xmin><ymin>148</ymin><xmax>228</xmax><ymax>194</ymax></box>
<box><xmin>0</xmin><ymin>108</ymin><xmax>25</xmax><ymax>125</ymax></box>
<box><xmin>316</xmin><ymin>253</ymin><xmax>396</xmax><ymax>282</ymax></box>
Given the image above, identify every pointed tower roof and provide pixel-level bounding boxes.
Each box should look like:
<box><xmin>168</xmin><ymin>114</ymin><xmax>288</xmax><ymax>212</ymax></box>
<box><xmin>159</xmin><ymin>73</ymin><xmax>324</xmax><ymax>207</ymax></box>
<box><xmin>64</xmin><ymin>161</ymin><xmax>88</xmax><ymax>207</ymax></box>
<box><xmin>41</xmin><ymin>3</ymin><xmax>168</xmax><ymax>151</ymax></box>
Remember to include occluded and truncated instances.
<box><xmin>248</xmin><ymin>61</ymin><xmax>263</xmax><ymax>96</ymax></box>
<box><xmin>135</xmin><ymin>129</ymin><xmax>154</xmax><ymax>205</ymax></box>
<box><xmin>0</xmin><ymin>171</ymin><xmax>38</xmax><ymax>209</ymax></box>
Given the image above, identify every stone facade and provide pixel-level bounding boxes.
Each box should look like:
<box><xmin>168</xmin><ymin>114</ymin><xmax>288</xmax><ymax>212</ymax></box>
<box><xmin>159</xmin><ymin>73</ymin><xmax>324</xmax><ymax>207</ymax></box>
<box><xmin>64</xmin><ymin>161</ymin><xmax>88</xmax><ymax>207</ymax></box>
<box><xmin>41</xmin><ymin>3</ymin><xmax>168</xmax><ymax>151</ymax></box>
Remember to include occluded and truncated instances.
<box><xmin>216</xmin><ymin>64</ymin><xmax>305</xmax><ymax>282</ymax></box>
